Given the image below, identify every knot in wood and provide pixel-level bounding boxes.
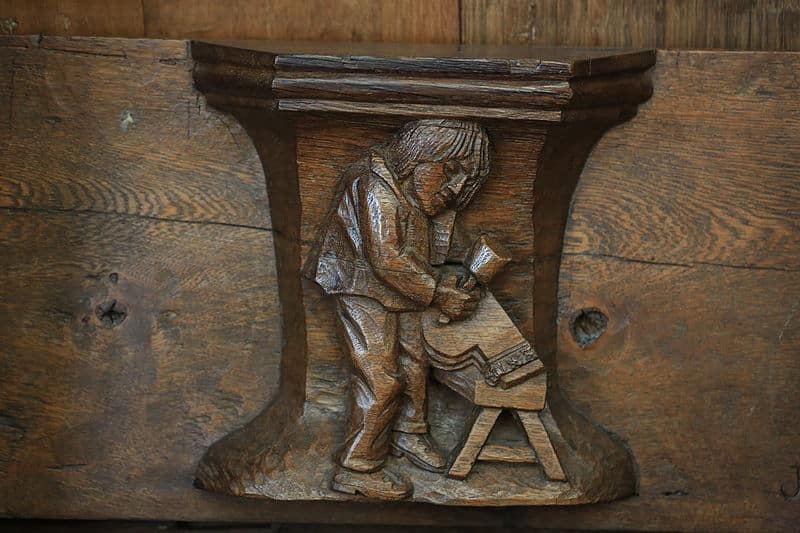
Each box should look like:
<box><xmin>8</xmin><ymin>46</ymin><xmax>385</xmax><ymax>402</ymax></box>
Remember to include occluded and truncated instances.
<box><xmin>95</xmin><ymin>299</ymin><xmax>128</xmax><ymax>328</ymax></box>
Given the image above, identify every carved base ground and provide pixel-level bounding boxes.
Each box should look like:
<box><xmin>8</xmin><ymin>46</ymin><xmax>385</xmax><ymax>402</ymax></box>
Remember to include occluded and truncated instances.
<box><xmin>197</xmin><ymin>388</ymin><xmax>634</xmax><ymax>506</ymax></box>
<box><xmin>196</xmin><ymin>289</ymin><xmax>635</xmax><ymax>506</ymax></box>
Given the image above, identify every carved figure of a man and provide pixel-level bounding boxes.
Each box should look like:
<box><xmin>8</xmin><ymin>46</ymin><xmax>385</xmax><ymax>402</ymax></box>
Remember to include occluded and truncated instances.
<box><xmin>306</xmin><ymin>119</ymin><xmax>491</xmax><ymax>499</ymax></box>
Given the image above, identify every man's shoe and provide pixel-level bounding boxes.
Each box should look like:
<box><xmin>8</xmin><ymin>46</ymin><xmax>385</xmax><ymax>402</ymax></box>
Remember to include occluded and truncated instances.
<box><xmin>390</xmin><ymin>432</ymin><xmax>447</xmax><ymax>473</ymax></box>
<box><xmin>331</xmin><ymin>468</ymin><xmax>412</xmax><ymax>500</ymax></box>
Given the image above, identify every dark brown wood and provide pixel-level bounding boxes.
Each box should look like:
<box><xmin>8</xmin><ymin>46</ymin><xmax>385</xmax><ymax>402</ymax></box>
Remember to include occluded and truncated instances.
<box><xmin>4</xmin><ymin>1</ymin><xmax>799</xmax><ymax>51</ymax></box>
<box><xmin>190</xmin><ymin>41</ymin><xmax>651</xmax><ymax>506</ymax></box>
<box><xmin>140</xmin><ymin>0</ymin><xmax>461</xmax><ymax>43</ymax></box>
<box><xmin>193</xmin><ymin>40</ymin><xmax>655</xmax><ymax>78</ymax></box>
<box><xmin>0</xmin><ymin>0</ymin><xmax>146</xmax><ymax>38</ymax></box>
<box><xmin>565</xmin><ymin>50</ymin><xmax>800</xmax><ymax>270</ymax></box>
<box><xmin>0</xmin><ymin>0</ymin><xmax>460</xmax><ymax>43</ymax></box>
<box><xmin>0</xmin><ymin>36</ymin><xmax>798</xmax><ymax>531</ymax></box>
<box><xmin>462</xmin><ymin>0</ymin><xmax>800</xmax><ymax>51</ymax></box>
<box><xmin>477</xmin><ymin>443</ymin><xmax>537</xmax><ymax>463</ymax></box>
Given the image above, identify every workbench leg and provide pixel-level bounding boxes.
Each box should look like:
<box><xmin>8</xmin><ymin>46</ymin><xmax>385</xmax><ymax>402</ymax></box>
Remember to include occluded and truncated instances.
<box><xmin>448</xmin><ymin>407</ymin><xmax>502</xmax><ymax>479</ymax></box>
<box><xmin>516</xmin><ymin>409</ymin><xmax>567</xmax><ymax>481</ymax></box>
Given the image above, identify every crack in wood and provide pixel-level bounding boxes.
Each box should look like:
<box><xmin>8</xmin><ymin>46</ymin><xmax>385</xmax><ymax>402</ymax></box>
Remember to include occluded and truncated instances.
<box><xmin>0</xmin><ymin>205</ymin><xmax>272</xmax><ymax>233</ymax></box>
<box><xmin>564</xmin><ymin>251</ymin><xmax>800</xmax><ymax>273</ymax></box>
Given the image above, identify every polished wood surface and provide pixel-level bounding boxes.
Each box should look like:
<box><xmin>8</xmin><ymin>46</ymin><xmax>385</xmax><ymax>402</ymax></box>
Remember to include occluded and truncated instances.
<box><xmin>190</xmin><ymin>42</ymin><xmax>648</xmax><ymax>506</ymax></box>
<box><xmin>1</xmin><ymin>36</ymin><xmax>799</xmax><ymax>530</ymax></box>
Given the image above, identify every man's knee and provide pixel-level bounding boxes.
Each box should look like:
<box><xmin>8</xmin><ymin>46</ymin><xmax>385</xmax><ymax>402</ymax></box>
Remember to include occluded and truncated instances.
<box><xmin>362</xmin><ymin>366</ymin><xmax>403</xmax><ymax>413</ymax></box>
<box><xmin>376</xmin><ymin>370</ymin><xmax>403</xmax><ymax>400</ymax></box>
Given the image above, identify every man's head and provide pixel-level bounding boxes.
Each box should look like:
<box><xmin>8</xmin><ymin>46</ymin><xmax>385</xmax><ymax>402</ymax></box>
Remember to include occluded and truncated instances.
<box><xmin>384</xmin><ymin>119</ymin><xmax>490</xmax><ymax>216</ymax></box>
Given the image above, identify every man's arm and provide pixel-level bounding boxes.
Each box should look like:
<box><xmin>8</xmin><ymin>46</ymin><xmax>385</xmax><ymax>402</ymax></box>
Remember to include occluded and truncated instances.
<box><xmin>360</xmin><ymin>178</ymin><xmax>438</xmax><ymax>307</ymax></box>
<box><xmin>445</xmin><ymin>219</ymin><xmax>471</xmax><ymax>264</ymax></box>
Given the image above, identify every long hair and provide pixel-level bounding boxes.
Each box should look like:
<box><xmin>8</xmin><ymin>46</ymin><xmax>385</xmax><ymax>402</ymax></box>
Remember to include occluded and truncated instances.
<box><xmin>383</xmin><ymin>119</ymin><xmax>490</xmax><ymax>211</ymax></box>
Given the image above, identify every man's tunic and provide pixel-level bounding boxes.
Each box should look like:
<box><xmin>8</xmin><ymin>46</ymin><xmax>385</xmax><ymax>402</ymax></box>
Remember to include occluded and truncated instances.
<box><xmin>306</xmin><ymin>151</ymin><xmax>453</xmax><ymax>472</ymax></box>
<box><xmin>309</xmin><ymin>152</ymin><xmax>441</xmax><ymax>311</ymax></box>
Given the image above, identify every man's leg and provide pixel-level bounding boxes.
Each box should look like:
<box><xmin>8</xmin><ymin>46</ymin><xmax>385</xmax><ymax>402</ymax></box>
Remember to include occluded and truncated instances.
<box><xmin>391</xmin><ymin>311</ymin><xmax>446</xmax><ymax>473</ymax></box>
<box><xmin>333</xmin><ymin>296</ymin><xmax>411</xmax><ymax>499</ymax></box>
<box><xmin>395</xmin><ymin>311</ymin><xmax>428</xmax><ymax>433</ymax></box>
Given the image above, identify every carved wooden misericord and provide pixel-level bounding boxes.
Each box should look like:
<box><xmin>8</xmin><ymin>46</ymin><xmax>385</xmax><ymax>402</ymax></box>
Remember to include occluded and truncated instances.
<box><xmin>190</xmin><ymin>41</ymin><xmax>655</xmax><ymax>505</ymax></box>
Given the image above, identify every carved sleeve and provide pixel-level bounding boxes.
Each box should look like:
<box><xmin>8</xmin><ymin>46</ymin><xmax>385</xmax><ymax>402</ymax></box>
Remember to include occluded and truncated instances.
<box><xmin>360</xmin><ymin>178</ymin><xmax>438</xmax><ymax>306</ymax></box>
<box><xmin>445</xmin><ymin>221</ymin><xmax>471</xmax><ymax>264</ymax></box>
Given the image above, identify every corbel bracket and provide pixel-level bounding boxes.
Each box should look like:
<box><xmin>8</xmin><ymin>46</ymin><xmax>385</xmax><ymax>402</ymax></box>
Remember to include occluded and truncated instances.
<box><xmin>191</xmin><ymin>41</ymin><xmax>654</xmax><ymax>506</ymax></box>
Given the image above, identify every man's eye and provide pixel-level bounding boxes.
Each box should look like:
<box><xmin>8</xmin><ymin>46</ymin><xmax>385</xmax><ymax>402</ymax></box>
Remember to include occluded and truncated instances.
<box><xmin>444</xmin><ymin>160</ymin><xmax>461</xmax><ymax>177</ymax></box>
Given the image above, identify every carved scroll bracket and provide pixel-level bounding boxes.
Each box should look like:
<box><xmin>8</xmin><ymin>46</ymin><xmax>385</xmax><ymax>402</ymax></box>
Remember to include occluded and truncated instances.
<box><xmin>190</xmin><ymin>40</ymin><xmax>654</xmax><ymax>506</ymax></box>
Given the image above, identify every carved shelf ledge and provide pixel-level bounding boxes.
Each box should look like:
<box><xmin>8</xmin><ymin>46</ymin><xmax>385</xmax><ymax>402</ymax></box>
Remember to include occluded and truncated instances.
<box><xmin>190</xmin><ymin>41</ymin><xmax>654</xmax><ymax>506</ymax></box>
<box><xmin>194</xmin><ymin>41</ymin><xmax>653</xmax><ymax>121</ymax></box>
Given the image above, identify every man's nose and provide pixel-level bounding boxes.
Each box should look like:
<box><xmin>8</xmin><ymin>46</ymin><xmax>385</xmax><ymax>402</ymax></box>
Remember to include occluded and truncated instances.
<box><xmin>447</xmin><ymin>174</ymin><xmax>468</xmax><ymax>196</ymax></box>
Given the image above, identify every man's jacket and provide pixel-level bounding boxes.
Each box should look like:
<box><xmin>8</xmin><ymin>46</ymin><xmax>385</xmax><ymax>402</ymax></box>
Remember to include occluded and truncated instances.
<box><xmin>306</xmin><ymin>151</ymin><xmax>456</xmax><ymax>312</ymax></box>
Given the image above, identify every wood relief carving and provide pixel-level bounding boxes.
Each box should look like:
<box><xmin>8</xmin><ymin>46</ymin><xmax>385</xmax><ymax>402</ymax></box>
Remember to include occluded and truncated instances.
<box><xmin>191</xmin><ymin>41</ymin><xmax>655</xmax><ymax>505</ymax></box>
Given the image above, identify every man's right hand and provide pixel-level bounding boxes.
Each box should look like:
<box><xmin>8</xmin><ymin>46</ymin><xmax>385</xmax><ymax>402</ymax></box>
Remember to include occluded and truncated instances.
<box><xmin>434</xmin><ymin>275</ymin><xmax>480</xmax><ymax>321</ymax></box>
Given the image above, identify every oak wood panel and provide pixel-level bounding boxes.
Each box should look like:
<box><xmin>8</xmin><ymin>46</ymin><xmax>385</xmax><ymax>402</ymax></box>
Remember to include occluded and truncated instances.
<box><xmin>464</xmin><ymin>0</ymin><xmax>661</xmax><ymax>48</ymax></box>
<box><xmin>0</xmin><ymin>1</ymin><xmax>459</xmax><ymax>43</ymax></box>
<box><xmin>4</xmin><ymin>0</ymin><xmax>799</xmax><ymax>51</ymax></box>
<box><xmin>0</xmin><ymin>36</ymin><xmax>799</xmax><ymax>531</ymax></box>
<box><xmin>663</xmin><ymin>0</ymin><xmax>800</xmax><ymax>50</ymax></box>
<box><xmin>534</xmin><ymin>255</ymin><xmax>800</xmax><ymax>532</ymax></box>
<box><xmin>749</xmin><ymin>0</ymin><xmax>800</xmax><ymax>49</ymax></box>
<box><xmin>458</xmin><ymin>0</ymin><xmax>538</xmax><ymax>45</ymax></box>
<box><xmin>140</xmin><ymin>0</ymin><xmax>459</xmax><ymax>43</ymax></box>
<box><xmin>0</xmin><ymin>0</ymin><xmax>145</xmax><ymax>37</ymax></box>
<box><xmin>564</xmin><ymin>51</ymin><xmax>800</xmax><ymax>270</ymax></box>
<box><xmin>0</xmin><ymin>36</ymin><xmax>269</xmax><ymax>229</ymax></box>
<box><xmin>462</xmin><ymin>0</ymin><xmax>800</xmax><ymax>50</ymax></box>
<box><xmin>0</xmin><ymin>210</ymin><xmax>282</xmax><ymax>518</ymax></box>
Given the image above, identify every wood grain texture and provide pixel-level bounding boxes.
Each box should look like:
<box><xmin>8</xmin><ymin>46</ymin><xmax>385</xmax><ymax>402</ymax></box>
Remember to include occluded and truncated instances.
<box><xmin>477</xmin><ymin>443</ymin><xmax>537</xmax><ymax>463</ymax></box>
<box><xmin>0</xmin><ymin>0</ymin><xmax>458</xmax><ymax>42</ymax></box>
<box><xmin>140</xmin><ymin>0</ymin><xmax>459</xmax><ymax>43</ymax></box>
<box><xmin>563</xmin><ymin>51</ymin><xmax>800</xmax><ymax>270</ymax></box>
<box><xmin>195</xmin><ymin>40</ymin><xmax>656</xmax><ymax>79</ymax></box>
<box><xmin>0</xmin><ymin>36</ymin><xmax>269</xmax><ymax>229</ymax></box>
<box><xmin>538</xmin><ymin>255</ymin><xmax>800</xmax><ymax>531</ymax></box>
<box><xmin>516</xmin><ymin>410</ymin><xmax>566</xmax><ymax>481</ymax></box>
<box><xmin>0</xmin><ymin>210</ymin><xmax>282</xmax><ymax>517</ymax></box>
<box><xmin>462</xmin><ymin>0</ymin><xmax>800</xmax><ymax>50</ymax></box>
<box><xmin>526</xmin><ymin>0</ymin><xmax>662</xmax><ymax>48</ymax></box>
<box><xmin>0</xmin><ymin>36</ymin><xmax>799</xmax><ymax>531</ymax></box>
<box><xmin>449</xmin><ymin>408</ymin><xmax>502</xmax><ymax>479</ymax></box>
<box><xmin>0</xmin><ymin>0</ymin><xmax>145</xmax><ymax>37</ymax></box>
<box><xmin>5</xmin><ymin>0</ymin><xmax>799</xmax><ymax>51</ymax></box>
<box><xmin>460</xmin><ymin>0</ymin><xmax>537</xmax><ymax>45</ymax></box>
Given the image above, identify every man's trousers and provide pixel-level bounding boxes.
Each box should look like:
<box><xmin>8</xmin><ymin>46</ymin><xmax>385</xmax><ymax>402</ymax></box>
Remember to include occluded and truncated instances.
<box><xmin>336</xmin><ymin>295</ymin><xmax>429</xmax><ymax>472</ymax></box>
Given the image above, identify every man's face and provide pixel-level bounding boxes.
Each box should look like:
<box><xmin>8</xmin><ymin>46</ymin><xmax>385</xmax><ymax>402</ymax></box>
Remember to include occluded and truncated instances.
<box><xmin>409</xmin><ymin>158</ymin><xmax>478</xmax><ymax>216</ymax></box>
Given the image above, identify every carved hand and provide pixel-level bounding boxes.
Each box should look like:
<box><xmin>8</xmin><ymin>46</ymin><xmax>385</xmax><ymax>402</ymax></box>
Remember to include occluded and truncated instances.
<box><xmin>435</xmin><ymin>274</ymin><xmax>480</xmax><ymax>321</ymax></box>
